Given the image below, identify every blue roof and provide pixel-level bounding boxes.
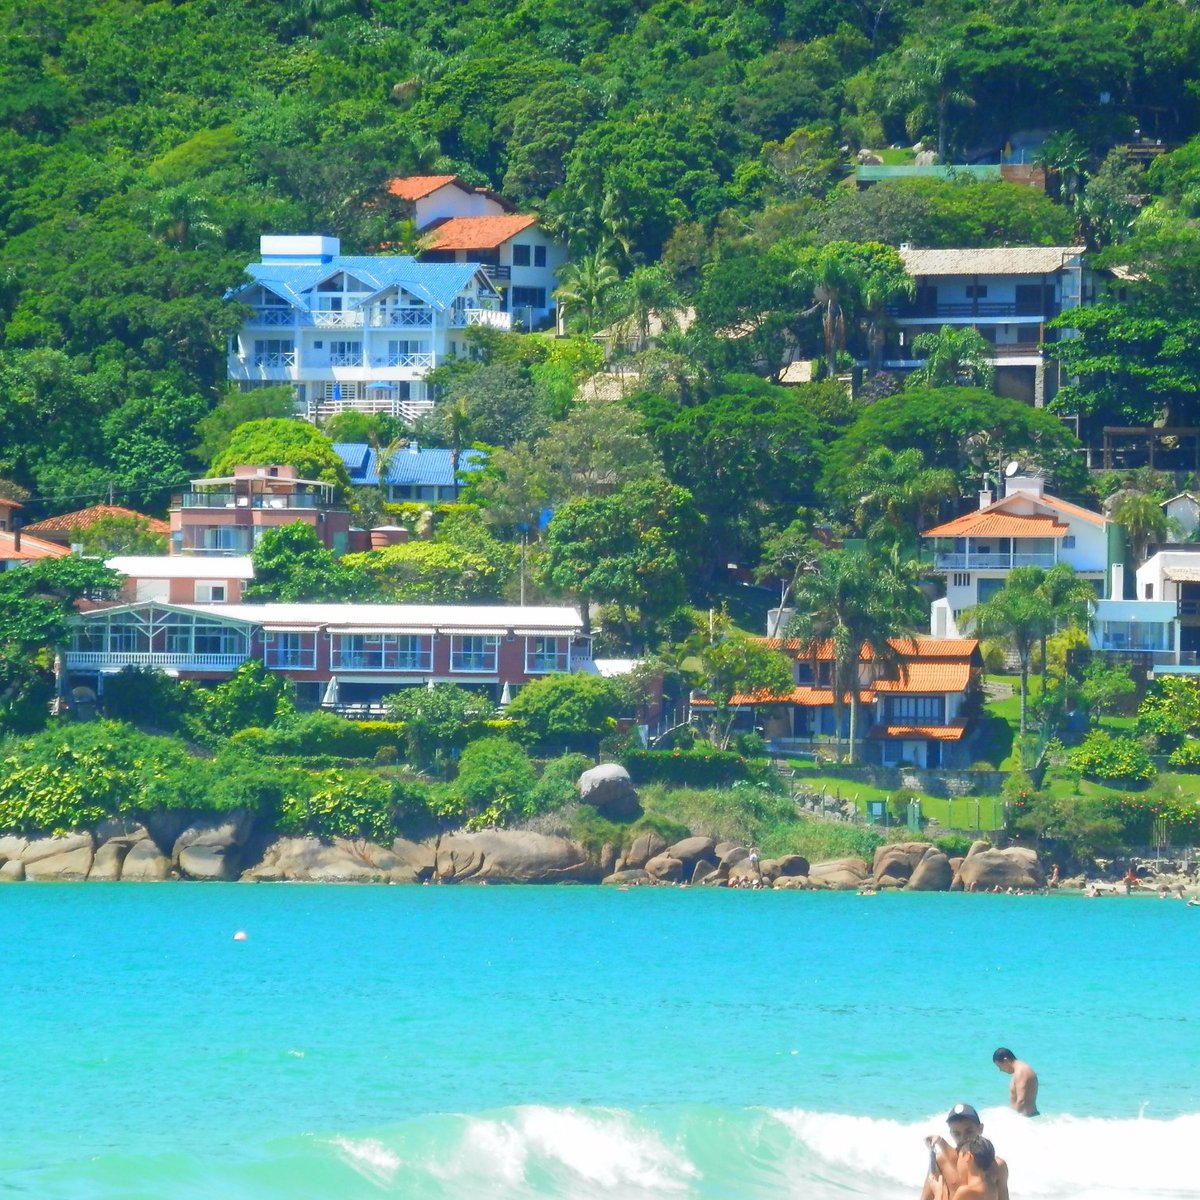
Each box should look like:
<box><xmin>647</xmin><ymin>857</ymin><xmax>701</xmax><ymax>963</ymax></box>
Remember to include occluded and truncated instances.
<box><xmin>229</xmin><ymin>254</ymin><xmax>490</xmax><ymax>311</ymax></box>
<box><xmin>333</xmin><ymin>444</ymin><xmax>486</xmax><ymax>488</ymax></box>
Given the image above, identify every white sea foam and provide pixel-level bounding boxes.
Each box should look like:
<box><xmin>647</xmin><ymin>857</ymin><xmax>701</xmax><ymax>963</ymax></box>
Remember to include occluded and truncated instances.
<box><xmin>770</xmin><ymin>1106</ymin><xmax>1200</xmax><ymax>1200</ymax></box>
<box><xmin>330</xmin><ymin>1135</ymin><xmax>402</xmax><ymax>1188</ymax></box>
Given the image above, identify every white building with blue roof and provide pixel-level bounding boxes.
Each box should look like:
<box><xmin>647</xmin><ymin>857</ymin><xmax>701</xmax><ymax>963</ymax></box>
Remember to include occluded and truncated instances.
<box><xmin>226</xmin><ymin>235</ymin><xmax>510</xmax><ymax>424</ymax></box>
<box><xmin>333</xmin><ymin>442</ymin><xmax>487</xmax><ymax>503</ymax></box>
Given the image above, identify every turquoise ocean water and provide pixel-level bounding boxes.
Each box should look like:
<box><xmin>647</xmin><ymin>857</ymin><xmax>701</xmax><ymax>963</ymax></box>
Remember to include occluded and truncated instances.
<box><xmin>2</xmin><ymin>884</ymin><xmax>1198</xmax><ymax>1199</ymax></box>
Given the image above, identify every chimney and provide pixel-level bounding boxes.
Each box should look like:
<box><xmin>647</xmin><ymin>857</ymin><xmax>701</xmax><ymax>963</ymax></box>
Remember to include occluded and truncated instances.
<box><xmin>979</xmin><ymin>489</ymin><xmax>993</xmax><ymax>510</ymax></box>
<box><xmin>409</xmin><ymin>440</ymin><xmax>419</xmax><ymax>454</ymax></box>
<box><xmin>1110</xmin><ymin>561</ymin><xmax>1125</xmax><ymax>599</ymax></box>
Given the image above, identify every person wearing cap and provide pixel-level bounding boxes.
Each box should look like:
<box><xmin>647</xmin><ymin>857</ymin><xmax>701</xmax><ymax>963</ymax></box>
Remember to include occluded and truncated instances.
<box><xmin>920</xmin><ymin>1103</ymin><xmax>1009</xmax><ymax>1200</ymax></box>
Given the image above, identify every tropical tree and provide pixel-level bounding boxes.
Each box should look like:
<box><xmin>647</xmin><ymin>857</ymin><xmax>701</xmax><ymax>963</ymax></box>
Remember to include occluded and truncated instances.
<box><xmin>787</xmin><ymin>547</ymin><xmax>924</xmax><ymax>762</ymax></box>
<box><xmin>755</xmin><ymin>517</ymin><xmax>826</xmax><ymax>638</ymax></box>
<box><xmin>847</xmin><ymin>447</ymin><xmax>957</xmax><ymax>543</ymax></box>
<box><xmin>698</xmin><ymin>635</ymin><xmax>795</xmax><ymax>750</ymax></box>
<box><xmin>383</xmin><ymin>684</ymin><xmax>495</xmax><ymax>774</ymax></box>
<box><xmin>1034</xmin><ymin>563</ymin><xmax>1098</xmax><ymax>702</ymax></box>
<box><xmin>891</xmin><ymin>42</ymin><xmax>975</xmax><ymax>163</ymax></box>
<box><xmin>1110</xmin><ymin>492</ymin><xmax>1175</xmax><ymax>564</ymax></box>
<box><xmin>554</xmin><ymin>251</ymin><xmax>620</xmax><ymax>333</ymax></box>
<box><xmin>906</xmin><ymin>325</ymin><xmax>995</xmax><ymax>391</ymax></box>
<box><xmin>1034</xmin><ymin>131</ymin><xmax>1090</xmax><ymax>203</ymax></box>
<box><xmin>147</xmin><ymin>187</ymin><xmax>224</xmax><ymax>249</ymax></box>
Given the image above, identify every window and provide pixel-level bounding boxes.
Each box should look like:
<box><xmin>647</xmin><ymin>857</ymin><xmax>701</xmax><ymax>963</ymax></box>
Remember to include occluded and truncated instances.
<box><xmin>393</xmin><ymin>635</ymin><xmax>433</xmax><ymax>672</ymax></box>
<box><xmin>195</xmin><ymin>581</ymin><xmax>226</xmax><ymax>603</ymax></box>
<box><xmin>511</xmin><ymin>286</ymin><xmax>547</xmax><ymax>310</ymax></box>
<box><xmin>194</xmin><ymin>619</ymin><xmax>242</xmax><ymax>656</ymax></box>
<box><xmin>264</xmin><ymin>632</ymin><xmax>316</xmax><ymax>670</ymax></box>
<box><xmin>1062</xmin><ymin>535</ymin><xmax>1076</xmax><ymax>549</ymax></box>
<box><xmin>1145</xmin><ymin>583</ymin><xmax>1154</xmax><ymax>599</ymax></box>
<box><xmin>952</xmin><ymin>573</ymin><xmax>971</xmax><ymax>588</ymax></box>
<box><xmin>253</xmin><ymin>339</ymin><xmax>294</xmax><ymax>367</ymax></box>
<box><xmin>534</xmin><ymin>245</ymin><xmax>547</xmax><ymax>268</ymax></box>
<box><xmin>526</xmin><ymin>637</ymin><xmax>567</xmax><ymax>673</ymax></box>
<box><xmin>109</xmin><ymin>615</ymin><xmax>148</xmax><ymax>654</ymax></box>
<box><xmin>886</xmin><ymin>696</ymin><xmax>945</xmax><ymax>723</ymax></box>
<box><xmin>451</xmin><ymin>635</ymin><xmax>498</xmax><ymax>672</ymax></box>
<box><xmin>511</xmin><ymin>243</ymin><xmax>531</xmax><ymax>267</ymax></box>
<box><xmin>328</xmin><ymin>340</ymin><xmax>362</xmax><ymax>366</ymax></box>
<box><xmin>965</xmin><ymin>284</ymin><xmax>988</xmax><ymax>299</ymax></box>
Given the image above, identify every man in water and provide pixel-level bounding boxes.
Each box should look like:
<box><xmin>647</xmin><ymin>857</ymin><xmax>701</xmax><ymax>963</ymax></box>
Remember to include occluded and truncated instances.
<box><xmin>992</xmin><ymin>1047</ymin><xmax>1038</xmax><ymax>1115</ymax></box>
<box><xmin>951</xmin><ymin>1136</ymin><xmax>1001</xmax><ymax>1200</ymax></box>
<box><xmin>921</xmin><ymin>1103</ymin><xmax>1009</xmax><ymax>1200</ymax></box>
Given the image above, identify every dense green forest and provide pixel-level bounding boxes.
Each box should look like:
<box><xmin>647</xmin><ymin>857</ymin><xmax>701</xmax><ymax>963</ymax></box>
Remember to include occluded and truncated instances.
<box><xmin>3</xmin><ymin>0</ymin><xmax>1200</xmax><ymax>529</ymax></box>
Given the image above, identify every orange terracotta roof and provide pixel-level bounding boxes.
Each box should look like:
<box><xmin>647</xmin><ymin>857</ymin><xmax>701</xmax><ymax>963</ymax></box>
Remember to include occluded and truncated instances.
<box><xmin>387</xmin><ymin>174</ymin><xmax>463</xmax><ymax>200</ymax></box>
<box><xmin>870</xmin><ymin>662</ymin><xmax>975</xmax><ymax>693</ymax></box>
<box><xmin>0</xmin><ymin>530</ymin><xmax>70</xmax><ymax>561</ymax></box>
<box><xmin>0</xmin><ymin>495</ymin><xmax>22</xmax><ymax>509</ymax></box>
<box><xmin>922</xmin><ymin>511</ymin><xmax>1069</xmax><ymax>539</ymax></box>
<box><xmin>692</xmin><ymin>687</ymin><xmax>872</xmax><ymax>707</ymax></box>
<box><xmin>1038</xmin><ymin>492</ymin><xmax>1108</xmax><ymax>527</ymax></box>
<box><xmin>424</xmin><ymin>214</ymin><xmax>538</xmax><ymax>251</ymax></box>
<box><xmin>24</xmin><ymin>505</ymin><xmax>169</xmax><ymax>535</ymax></box>
<box><xmin>755</xmin><ymin>636</ymin><xmax>979</xmax><ymax>662</ymax></box>
<box><xmin>869</xmin><ymin>720</ymin><xmax>969</xmax><ymax>741</ymax></box>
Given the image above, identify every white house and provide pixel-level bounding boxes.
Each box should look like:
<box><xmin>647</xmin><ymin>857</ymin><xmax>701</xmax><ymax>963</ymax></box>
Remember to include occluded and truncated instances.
<box><xmin>388</xmin><ymin>175</ymin><xmax>568</xmax><ymax>328</ymax></box>
<box><xmin>226</xmin><ymin>235</ymin><xmax>510</xmax><ymax>425</ymax></box>
<box><xmin>1162</xmin><ymin>492</ymin><xmax>1200</xmax><ymax>539</ymax></box>
<box><xmin>924</xmin><ymin>476</ymin><xmax>1113</xmax><ymax>639</ymax></box>
<box><xmin>882</xmin><ymin>246</ymin><xmax>1088</xmax><ymax>406</ymax></box>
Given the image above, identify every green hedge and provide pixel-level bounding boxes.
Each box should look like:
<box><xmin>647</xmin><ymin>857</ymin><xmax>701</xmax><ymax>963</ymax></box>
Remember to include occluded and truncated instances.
<box><xmin>231</xmin><ymin>712</ymin><xmax>404</xmax><ymax>759</ymax></box>
<box><xmin>623</xmin><ymin>748</ymin><xmax>754</xmax><ymax>787</ymax></box>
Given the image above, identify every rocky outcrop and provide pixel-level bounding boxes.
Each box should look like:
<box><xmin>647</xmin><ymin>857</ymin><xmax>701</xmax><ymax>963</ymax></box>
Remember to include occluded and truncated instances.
<box><xmin>623</xmin><ymin>831</ymin><xmax>667</xmax><ymax>870</ymax></box>
<box><xmin>907</xmin><ymin>848</ymin><xmax>953</xmax><ymax>891</ymax></box>
<box><xmin>578</xmin><ymin>763</ymin><xmax>642</xmax><ymax>822</ymax></box>
<box><xmin>435</xmin><ymin>831</ymin><xmax>600</xmax><ymax>884</ymax></box>
<box><xmin>644</xmin><ymin>853</ymin><xmax>684</xmax><ymax>883</ymax></box>
<box><xmin>601</xmin><ymin>868</ymin><xmax>651</xmax><ymax>886</ymax></box>
<box><xmin>242</xmin><ymin>837</ymin><xmax>418</xmax><ymax>883</ymax></box>
<box><xmin>89</xmin><ymin>840</ymin><xmax>132</xmax><ymax>881</ymax></box>
<box><xmin>807</xmin><ymin>857</ymin><xmax>870</xmax><ymax>890</ymax></box>
<box><xmin>954</xmin><ymin>844</ymin><xmax>1045</xmax><ymax>891</ymax></box>
<box><xmin>120</xmin><ymin>838</ymin><xmax>173</xmax><ymax>881</ymax></box>
<box><xmin>23</xmin><ymin>834</ymin><xmax>95</xmax><ymax>881</ymax></box>
<box><xmin>0</xmin><ymin>835</ymin><xmax>29</xmax><ymax>865</ymax></box>
<box><xmin>873</xmin><ymin>842</ymin><xmax>933</xmax><ymax>888</ymax></box>
<box><xmin>666</xmin><ymin>836</ymin><xmax>717</xmax><ymax>875</ymax></box>
<box><xmin>775</xmin><ymin>854</ymin><xmax>810</xmax><ymax>878</ymax></box>
<box><xmin>173</xmin><ymin>812</ymin><xmax>255</xmax><ymax>882</ymax></box>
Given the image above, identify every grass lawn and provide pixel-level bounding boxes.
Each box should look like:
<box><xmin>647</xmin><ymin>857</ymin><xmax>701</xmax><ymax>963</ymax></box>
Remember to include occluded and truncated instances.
<box><xmin>788</xmin><ymin>773</ymin><xmax>1005</xmax><ymax>832</ymax></box>
<box><xmin>875</xmin><ymin>147</ymin><xmax>917</xmax><ymax>164</ymax></box>
<box><xmin>708</xmin><ymin>581</ymin><xmax>777</xmax><ymax>637</ymax></box>
<box><xmin>982</xmin><ymin>674</ymin><xmax>1050</xmax><ymax>769</ymax></box>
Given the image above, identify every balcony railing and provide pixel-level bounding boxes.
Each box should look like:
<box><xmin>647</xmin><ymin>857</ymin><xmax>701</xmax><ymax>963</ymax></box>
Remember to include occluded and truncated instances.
<box><xmin>254</xmin><ymin>352</ymin><xmax>296</xmax><ymax>368</ymax></box>
<box><xmin>249</xmin><ymin>307</ymin><xmax>294</xmax><ymax>326</ymax></box>
<box><xmin>887</xmin><ymin>301</ymin><xmax>1059</xmax><ymax>319</ymax></box>
<box><xmin>66</xmin><ymin>651</ymin><xmax>249</xmax><ymax>670</ymax></box>
<box><xmin>368</xmin><ymin>309</ymin><xmax>434</xmax><ymax>327</ymax></box>
<box><xmin>310</xmin><ymin>310</ymin><xmax>364</xmax><ymax>328</ymax></box>
<box><xmin>526</xmin><ymin>653</ymin><xmax>569</xmax><ymax>674</ymax></box>
<box><xmin>483</xmin><ymin>264</ymin><xmax>511</xmax><ymax>282</ymax></box>
<box><xmin>1094</xmin><ymin>647</ymin><xmax>1198</xmax><ymax>665</ymax></box>
<box><xmin>935</xmin><ymin>552</ymin><xmax>1058</xmax><ymax>570</ymax></box>
<box><xmin>449</xmin><ymin>309</ymin><xmax>512</xmax><ymax>330</ymax></box>
<box><xmin>328</xmin><ymin>352</ymin><xmax>363</xmax><ymax>367</ymax></box>
<box><xmin>451</xmin><ymin>654</ymin><xmax>498</xmax><ymax>672</ymax></box>
<box><xmin>991</xmin><ymin>341</ymin><xmax>1045</xmax><ymax>358</ymax></box>
<box><xmin>178</xmin><ymin>492</ymin><xmax>326</xmax><ymax>510</ymax></box>
<box><xmin>329</xmin><ymin>653</ymin><xmax>433</xmax><ymax>672</ymax></box>
<box><xmin>374</xmin><ymin>352</ymin><xmax>434</xmax><ymax>369</ymax></box>
<box><xmin>263</xmin><ymin>652</ymin><xmax>318</xmax><ymax>670</ymax></box>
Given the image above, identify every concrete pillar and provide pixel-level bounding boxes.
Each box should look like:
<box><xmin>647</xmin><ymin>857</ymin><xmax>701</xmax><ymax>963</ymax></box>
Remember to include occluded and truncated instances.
<box><xmin>1033</xmin><ymin>361</ymin><xmax>1045</xmax><ymax>408</ymax></box>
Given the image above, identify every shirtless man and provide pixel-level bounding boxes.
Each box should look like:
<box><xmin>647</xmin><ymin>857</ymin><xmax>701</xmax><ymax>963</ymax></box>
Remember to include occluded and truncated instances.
<box><xmin>951</xmin><ymin>1136</ymin><xmax>1001</xmax><ymax>1200</ymax></box>
<box><xmin>992</xmin><ymin>1047</ymin><xmax>1038</xmax><ymax>1115</ymax></box>
<box><xmin>920</xmin><ymin>1104</ymin><xmax>1009</xmax><ymax>1200</ymax></box>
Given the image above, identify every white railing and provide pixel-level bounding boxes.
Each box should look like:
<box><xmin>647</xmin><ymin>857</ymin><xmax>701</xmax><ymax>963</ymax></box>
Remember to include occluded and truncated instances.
<box><xmin>263</xmin><ymin>653</ymin><xmax>318</xmax><ymax>670</ymax></box>
<box><xmin>526</xmin><ymin>654</ymin><xmax>569</xmax><ymax>674</ymax></box>
<box><xmin>250</xmin><ymin>308</ymin><xmax>294</xmax><ymax>326</ymax></box>
<box><xmin>451</xmin><ymin>655</ymin><xmax>498</xmax><ymax>673</ymax></box>
<box><xmin>369</xmin><ymin>309</ymin><xmax>434</xmax><ymax>327</ymax></box>
<box><xmin>328</xmin><ymin>352</ymin><xmax>363</xmax><ymax>367</ymax></box>
<box><xmin>66</xmin><ymin>651</ymin><xmax>249</xmax><ymax>670</ymax></box>
<box><xmin>254</xmin><ymin>352</ymin><xmax>296</xmax><ymax>368</ymax></box>
<box><xmin>374</xmin><ymin>352</ymin><xmax>434</xmax><ymax>369</ymax></box>
<box><xmin>330</xmin><ymin>654</ymin><xmax>433</xmax><ymax>672</ymax></box>
<box><xmin>935</xmin><ymin>552</ymin><xmax>1058</xmax><ymax>570</ymax></box>
<box><xmin>310</xmin><ymin>310</ymin><xmax>364</xmax><ymax>328</ymax></box>
<box><xmin>450</xmin><ymin>309</ymin><xmax>512</xmax><ymax>330</ymax></box>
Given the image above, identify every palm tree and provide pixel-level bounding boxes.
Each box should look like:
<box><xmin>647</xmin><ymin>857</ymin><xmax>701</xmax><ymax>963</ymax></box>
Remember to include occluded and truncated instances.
<box><xmin>861</xmin><ymin>264</ymin><xmax>915</xmax><ymax>375</ymax></box>
<box><xmin>148</xmin><ymin>188</ymin><xmax>223</xmax><ymax>249</ymax></box>
<box><xmin>788</xmin><ymin>547</ymin><xmax>924</xmax><ymax>763</ymax></box>
<box><xmin>1110</xmin><ymin>492</ymin><xmax>1174</xmax><ymax>565</ymax></box>
<box><xmin>554</xmin><ymin>251</ymin><xmax>620</xmax><ymax>334</ymax></box>
<box><xmin>384</xmin><ymin>218</ymin><xmax>438</xmax><ymax>257</ymax></box>
<box><xmin>1034</xmin><ymin>563</ymin><xmax>1097</xmax><ymax>706</ymax></box>
<box><xmin>892</xmin><ymin>42</ymin><xmax>975</xmax><ymax>163</ymax></box>
<box><xmin>440</xmin><ymin>397</ymin><xmax>475</xmax><ymax>500</ymax></box>
<box><xmin>966</xmin><ymin>567</ymin><xmax>1052</xmax><ymax>734</ymax></box>
<box><xmin>795</xmin><ymin>248</ymin><xmax>859</xmax><ymax>377</ymax></box>
<box><xmin>849</xmin><ymin>447</ymin><xmax>957</xmax><ymax>542</ymax></box>
<box><xmin>1034</xmin><ymin>132</ymin><xmax>1090</xmax><ymax>203</ymax></box>
<box><xmin>906</xmin><ymin>325</ymin><xmax>995</xmax><ymax>390</ymax></box>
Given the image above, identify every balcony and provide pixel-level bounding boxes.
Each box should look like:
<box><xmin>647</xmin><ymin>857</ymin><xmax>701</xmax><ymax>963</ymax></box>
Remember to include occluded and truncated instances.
<box><xmin>483</xmin><ymin>264</ymin><xmax>511</xmax><ymax>282</ymax></box>
<box><xmin>449</xmin><ymin>309</ymin><xmax>512</xmax><ymax>330</ymax></box>
<box><xmin>178</xmin><ymin>492</ymin><xmax>326</xmax><ymax>510</ymax></box>
<box><xmin>374</xmin><ymin>352</ymin><xmax>434</xmax><ymax>369</ymax></box>
<box><xmin>935</xmin><ymin>552</ymin><xmax>1058</xmax><ymax>570</ymax></box>
<box><xmin>887</xmin><ymin>301</ymin><xmax>1059</xmax><ymax>320</ymax></box>
<box><xmin>249</xmin><ymin>307</ymin><xmax>294</xmax><ymax>326</ymax></box>
<box><xmin>66</xmin><ymin>651</ymin><xmax>249</xmax><ymax>671</ymax></box>
<box><xmin>368</xmin><ymin>308</ymin><xmax>434</xmax><ymax>328</ymax></box>
<box><xmin>253</xmin><ymin>352</ymin><xmax>296</xmax><ymax>368</ymax></box>
<box><xmin>263</xmin><ymin>651</ymin><xmax>317</xmax><ymax>670</ymax></box>
<box><xmin>330</xmin><ymin>653</ymin><xmax>432</xmax><ymax>672</ymax></box>
<box><xmin>328</xmin><ymin>352</ymin><xmax>363</xmax><ymax>367</ymax></box>
<box><xmin>991</xmin><ymin>341</ymin><xmax>1045</xmax><ymax>358</ymax></box>
<box><xmin>526</xmin><ymin>653</ymin><xmax>569</xmax><ymax>674</ymax></box>
<box><xmin>310</xmin><ymin>310</ymin><xmax>364</xmax><ymax>329</ymax></box>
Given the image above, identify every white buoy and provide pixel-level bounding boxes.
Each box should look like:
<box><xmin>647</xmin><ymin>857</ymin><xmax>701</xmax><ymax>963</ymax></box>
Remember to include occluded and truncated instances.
<box><xmin>233</xmin><ymin>930</ymin><xmax>248</xmax><ymax>941</ymax></box>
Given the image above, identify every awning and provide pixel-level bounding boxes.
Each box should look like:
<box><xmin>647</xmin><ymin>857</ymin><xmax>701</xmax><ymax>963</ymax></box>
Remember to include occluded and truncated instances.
<box><xmin>512</xmin><ymin>629</ymin><xmax>575</xmax><ymax>637</ymax></box>
<box><xmin>435</xmin><ymin>628</ymin><xmax>506</xmax><ymax>637</ymax></box>
<box><xmin>262</xmin><ymin>625</ymin><xmax>321</xmax><ymax>633</ymax></box>
<box><xmin>326</xmin><ymin>626</ymin><xmax>435</xmax><ymax>636</ymax></box>
<box><xmin>1164</xmin><ymin>567</ymin><xmax>1200</xmax><ymax>583</ymax></box>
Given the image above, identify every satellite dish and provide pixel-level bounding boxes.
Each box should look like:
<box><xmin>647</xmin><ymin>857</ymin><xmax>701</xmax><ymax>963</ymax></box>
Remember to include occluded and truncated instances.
<box><xmin>1005</xmin><ymin>460</ymin><xmax>1021</xmax><ymax>477</ymax></box>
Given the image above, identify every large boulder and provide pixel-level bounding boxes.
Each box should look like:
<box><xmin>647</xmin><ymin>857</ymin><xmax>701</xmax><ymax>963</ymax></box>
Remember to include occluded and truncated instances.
<box><xmin>667</xmin><ymin>836</ymin><xmax>718</xmax><ymax>874</ymax></box>
<box><xmin>644</xmin><ymin>853</ymin><xmax>684</xmax><ymax>883</ymax></box>
<box><xmin>624</xmin><ymin>831</ymin><xmax>667</xmax><ymax>870</ymax></box>
<box><xmin>873</xmin><ymin>842</ymin><xmax>935</xmax><ymax>888</ymax></box>
<box><xmin>808</xmin><ymin>857</ymin><xmax>870</xmax><ymax>890</ymax></box>
<box><xmin>578</xmin><ymin>763</ymin><xmax>642</xmax><ymax>822</ymax></box>
<box><xmin>0</xmin><ymin>836</ymin><xmax>29</xmax><ymax>864</ymax></box>
<box><xmin>601</xmin><ymin>868</ymin><xmax>651</xmax><ymax>886</ymax></box>
<box><xmin>773</xmin><ymin>875</ymin><xmax>809</xmax><ymax>890</ymax></box>
<box><xmin>173</xmin><ymin>812</ymin><xmax>255</xmax><ymax>882</ymax></box>
<box><xmin>775</xmin><ymin>854</ymin><xmax>810</xmax><ymax>878</ymax></box>
<box><xmin>907</xmin><ymin>848</ymin><xmax>953</xmax><ymax>891</ymax></box>
<box><xmin>121</xmin><ymin>838</ymin><xmax>173</xmax><ymax>881</ymax></box>
<box><xmin>23</xmin><ymin>835</ymin><xmax>95</xmax><ymax>881</ymax></box>
<box><xmin>0</xmin><ymin>859</ymin><xmax>25</xmax><ymax>881</ymax></box>
<box><xmin>955</xmin><ymin>845</ymin><xmax>1045</xmax><ymax>891</ymax></box>
<box><xmin>90</xmin><ymin>840</ymin><xmax>132</xmax><ymax>882</ymax></box>
<box><xmin>435</xmin><ymin>831</ymin><xmax>600</xmax><ymax>884</ymax></box>
<box><xmin>241</xmin><ymin>837</ymin><xmax>415</xmax><ymax>883</ymax></box>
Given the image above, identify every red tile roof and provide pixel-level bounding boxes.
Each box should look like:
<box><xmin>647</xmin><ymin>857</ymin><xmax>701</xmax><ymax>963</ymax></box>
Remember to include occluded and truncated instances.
<box><xmin>871</xmin><ymin>662</ymin><xmax>975</xmax><ymax>693</ymax></box>
<box><xmin>424</xmin><ymin>214</ymin><xmax>538</xmax><ymax>251</ymax></box>
<box><xmin>0</xmin><ymin>495</ymin><xmax>22</xmax><ymax>510</ymax></box>
<box><xmin>869</xmin><ymin>720</ymin><xmax>969</xmax><ymax>741</ymax></box>
<box><xmin>24</xmin><ymin>505</ymin><xmax>169</xmax><ymax>536</ymax></box>
<box><xmin>756</xmin><ymin>636</ymin><xmax>979</xmax><ymax>662</ymax></box>
<box><xmin>387</xmin><ymin>175</ymin><xmax>463</xmax><ymax>200</ymax></box>
<box><xmin>922</xmin><ymin>511</ymin><xmax>1069</xmax><ymax>539</ymax></box>
<box><xmin>0</xmin><ymin>530</ymin><xmax>70</xmax><ymax>561</ymax></box>
<box><xmin>691</xmin><ymin>687</ymin><xmax>872</xmax><ymax>707</ymax></box>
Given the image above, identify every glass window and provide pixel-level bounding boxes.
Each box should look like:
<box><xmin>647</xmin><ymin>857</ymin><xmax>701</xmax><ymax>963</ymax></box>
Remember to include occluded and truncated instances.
<box><xmin>533</xmin><ymin>245</ymin><xmax>547</xmax><ymax>268</ymax></box>
<box><xmin>451</xmin><ymin>635</ymin><xmax>498</xmax><ymax>672</ymax></box>
<box><xmin>264</xmin><ymin>632</ymin><xmax>316</xmax><ymax>669</ymax></box>
<box><xmin>526</xmin><ymin>637</ymin><xmax>567</xmax><ymax>673</ymax></box>
<box><xmin>511</xmin><ymin>243</ymin><xmax>531</xmax><ymax>267</ymax></box>
<box><xmin>511</xmin><ymin>286</ymin><xmax>547</xmax><ymax>309</ymax></box>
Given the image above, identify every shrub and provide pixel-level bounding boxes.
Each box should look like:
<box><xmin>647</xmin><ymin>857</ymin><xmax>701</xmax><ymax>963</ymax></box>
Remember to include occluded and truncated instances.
<box><xmin>505</xmin><ymin>673</ymin><xmax>623</xmax><ymax>754</ymax></box>
<box><xmin>528</xmin><ymin>752</ymin><xmax>594</xmax><ymax>815</ymax></box>
<box><xmin>1070</xmin><ymin>731</ymin><xmax>1157</xmax><ymax>786</ymax></box>
<box><xmin>933</xmin><ymin>834</ymin><xmax>974</xmax><ymax>858</ymax></box>
<box><xmin>1167</xmin><ymin>740</ymin><xmax>1200</xmax><ymax>771</ymax></box>
<box><xmin>231</xmin><ymin>712</ymin><xmax>404</xmax><ymax>759</ymax></box>
<box><xmin>1136</xmin><ymin>675</ymin><xmax>1200</xmax><ymax>751</ymax></box>
<box><xmin>623</xmin><ymin>747</ymin><xmax>753</xmax><ymax>787</ymax></box>
<box><xmin>102</xmin><ymin>667</ymin><xmax>198</xmax><ymax>733</ymax></box>
<box><xmin>279</xmin><ymin>769</ymin><xmax>396</xmax><ymax>841</ymax></box>
<box><xmin>453</xmin><ymin>737</ymin><xmax>538</xmax><ymax>828</ymax></box>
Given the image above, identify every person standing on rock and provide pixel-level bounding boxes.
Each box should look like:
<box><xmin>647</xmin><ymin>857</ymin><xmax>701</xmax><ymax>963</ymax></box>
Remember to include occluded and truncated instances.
<box><xmin>921</xmin><ymin>1104</ymin><xmax>1009</xmax><ymax>1200</ymax></box>
<box><xmin>748</xmin><ymin>846</ymin><xmax>761</xmax><ymax>879</ymax></box>
<box><xmin>992</xmin><ymin>1048</ymin><xmax>1038</xmax><ymax>1115</ymax></box>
